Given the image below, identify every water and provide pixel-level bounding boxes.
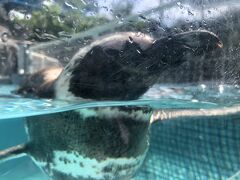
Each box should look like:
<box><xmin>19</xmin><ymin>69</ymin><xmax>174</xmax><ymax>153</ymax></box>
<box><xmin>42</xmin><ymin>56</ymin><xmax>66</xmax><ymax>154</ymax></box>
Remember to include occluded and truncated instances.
<box><xmin>0</xmin><ymin>83</ymin><xmax>240</xmax><ymax>179</ymax></box>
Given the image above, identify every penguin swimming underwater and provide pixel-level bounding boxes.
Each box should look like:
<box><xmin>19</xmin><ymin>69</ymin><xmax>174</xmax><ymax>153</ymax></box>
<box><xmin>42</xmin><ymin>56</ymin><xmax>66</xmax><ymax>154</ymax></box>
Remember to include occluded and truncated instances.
<box><xmin>0</xmin><ymin>30</ymin><xmax>223</xmax><ymax>180</ymax></box>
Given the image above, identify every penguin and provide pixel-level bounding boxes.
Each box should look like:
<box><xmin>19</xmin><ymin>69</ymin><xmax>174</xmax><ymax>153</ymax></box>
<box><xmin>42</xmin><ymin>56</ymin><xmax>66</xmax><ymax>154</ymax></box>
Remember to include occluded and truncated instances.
<box><xmin>0</xmin><ymin>30</ymin><xmax>223</xmax><ymax>180</ymax></box>
<box><xmin>16</xmin><ymin>30</ymin><xmax>223</xmax><ymax>100</ymax></box>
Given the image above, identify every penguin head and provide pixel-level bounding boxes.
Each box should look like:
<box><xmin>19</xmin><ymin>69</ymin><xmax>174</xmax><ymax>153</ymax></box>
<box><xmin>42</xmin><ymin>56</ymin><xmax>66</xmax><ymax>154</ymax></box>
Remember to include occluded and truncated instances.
<box><xmin>172</xmin><ymin>30</ymin><xmax>223</xmax><ymax>55</ymax></box>
<box><xmin>149</xmin><ymin>30</ymin><xmax>223</xmax><ymax>69</ymax></box>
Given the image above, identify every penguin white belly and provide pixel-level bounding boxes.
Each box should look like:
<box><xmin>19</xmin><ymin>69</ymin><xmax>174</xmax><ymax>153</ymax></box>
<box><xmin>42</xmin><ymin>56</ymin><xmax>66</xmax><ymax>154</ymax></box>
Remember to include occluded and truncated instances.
<box><xmin>32</xmin><ymin>149</ymin><xmax>147</xmax><ymax>180</ymax></box>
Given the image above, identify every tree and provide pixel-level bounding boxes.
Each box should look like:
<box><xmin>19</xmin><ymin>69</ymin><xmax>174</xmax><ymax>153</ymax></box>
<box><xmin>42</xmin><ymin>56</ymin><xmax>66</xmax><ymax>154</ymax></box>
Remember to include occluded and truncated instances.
<box><xmin>11</xmin><ymin>1</ymin><xmax>108</xmax><ymax>41</ymax></box>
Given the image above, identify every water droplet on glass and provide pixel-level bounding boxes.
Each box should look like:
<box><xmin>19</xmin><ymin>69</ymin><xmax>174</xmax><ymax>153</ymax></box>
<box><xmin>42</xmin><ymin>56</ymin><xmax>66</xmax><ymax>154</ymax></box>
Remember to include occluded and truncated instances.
<box><xmin>64</xmin><ymin>2</ymin><xmax>78</xmax><ymax>10</ymax></box>
<box><xmin>1</xmin><ymin>33</ymin><xmax>8</xmax><ymax>42</ymax></box>
<box><xmin>176</xmin><ymin>2</ymin><xmax>181</xmax><ymax>6</ymax></box>
<box><xmin>93</xmin><ymin>2</ymin><xmax>98</xmax><ymax>7</ymax></box>
<box><xmin>200</xmin><ymin>84</ymin><xmax>206</xmax><ymax>91</ymax></box>
<box><xmin>25</xmin><ymin>14</ymin><xmax>31</xmax><ymax>20</ymax></box>
<box><xmin>191</xmin><ymin>99</ymin><xmax>198</xmax><ymax>102</ymax></box>
<box><xmin>58</xmin><ymin>31</ymin><xmax>71</xmax><ymax>38</ymax></box>
<box><xmin>156</xmin><ymin>26</ymin><xmax>165</xmax><ymax>32</ymax></box>
<box><xmin>116</xmin><ymin>14</ymin><xmax>121</xmax><ymax>19</ymax></box>
<box><xmin>219</xmin><ymin>84</ymin><xmax>224</xmax><ymax>93</ymax></box>
<box><xmin>80</xmin><ymin>0</ymin><xmax>87</xmax><ymax>5</ymax></box>
<box><xmin>136</xmin><ymin>32</ymin><xmax>141</xmax><ymax>37</ymax></box>
<box><xmin>136</xmin><ymin>49</ymin><xmax>141</xmax><ymax>54</ymax></box>
<box><xmin>188</xmin><ymin>10</ymin><xmax>194</xmax><ymax>16</ymax></box>
<box><xmin>177</xmin><ymin>2</ymin><xmax>183</xmax><ymax>9</ymax></box>
<box><xmin>35</xmin><ymin>28</ymin><xmax>41</xmax><ymax>33</ymax></box>
<box><xmin>19</xmin><ymin>69</ymin><xmax>25</xmax><ymax>74</ymax></box>
<box><xmin>57</xmin><ymin>16</ymin><xmax>64</xmax><ymax>23</ymax></box>
<box><xmin>139</xmin><ymin>15</ymin><xmax>147</xmax><ymax>20</ymax></box>
<box><xmin>128</xmin><ymin>36</ymin><xmax>133</xmax><ymax>43</ymax></box>
<box><xmin>102</xmin><ymin>6</ymin><xmax>108</xmax><ymax>11</ymax></box>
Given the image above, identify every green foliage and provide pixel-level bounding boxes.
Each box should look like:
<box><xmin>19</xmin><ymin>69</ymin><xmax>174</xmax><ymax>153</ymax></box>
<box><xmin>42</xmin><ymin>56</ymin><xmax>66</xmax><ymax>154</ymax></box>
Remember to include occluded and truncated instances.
<box><xmin>13</xmin><ymin>2</ymin><xmax>108</xmax><ymax>41</ymax></box>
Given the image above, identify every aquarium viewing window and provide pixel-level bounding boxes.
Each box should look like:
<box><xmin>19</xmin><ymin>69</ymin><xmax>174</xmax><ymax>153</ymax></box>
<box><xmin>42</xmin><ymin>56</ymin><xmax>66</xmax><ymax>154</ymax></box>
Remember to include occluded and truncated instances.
<box><xmin>0</xmin><ymin>0</ymin><xmax>240</xmax><ymax>179</ymax></box>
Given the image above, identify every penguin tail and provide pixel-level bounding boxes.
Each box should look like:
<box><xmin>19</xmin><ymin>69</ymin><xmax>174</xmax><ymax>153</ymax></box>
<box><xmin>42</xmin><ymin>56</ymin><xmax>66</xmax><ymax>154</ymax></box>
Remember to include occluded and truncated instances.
<box><xmin>0</xmin><ymin>144</ymin><xmax>28</xmax><ymax>162</ymax></box>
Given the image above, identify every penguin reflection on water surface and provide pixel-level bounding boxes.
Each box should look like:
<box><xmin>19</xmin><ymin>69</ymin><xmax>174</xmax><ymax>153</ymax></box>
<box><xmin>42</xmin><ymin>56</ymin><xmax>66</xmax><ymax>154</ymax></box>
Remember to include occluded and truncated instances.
<box><xmin>0</xmin><ymin>30</ymin><xmax>223</xmax><ymax>180</ymax></box>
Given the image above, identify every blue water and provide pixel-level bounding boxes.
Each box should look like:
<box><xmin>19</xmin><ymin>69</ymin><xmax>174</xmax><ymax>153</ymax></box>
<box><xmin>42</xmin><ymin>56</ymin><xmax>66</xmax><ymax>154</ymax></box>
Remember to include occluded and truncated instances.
<box><xmin>0</xmin><ymin>83</ymin><xmax>240</xmax><ymax>179</ymax></box>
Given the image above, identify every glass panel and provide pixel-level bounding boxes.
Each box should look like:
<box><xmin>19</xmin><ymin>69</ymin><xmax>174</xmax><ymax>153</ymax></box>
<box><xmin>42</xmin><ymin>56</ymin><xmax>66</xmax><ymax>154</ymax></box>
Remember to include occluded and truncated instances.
<box><xmin>0</xmin><ymin>0</ymin><xmax>240</xmax><ymax>179</ymax></box>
